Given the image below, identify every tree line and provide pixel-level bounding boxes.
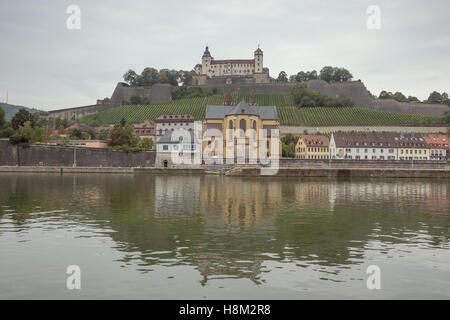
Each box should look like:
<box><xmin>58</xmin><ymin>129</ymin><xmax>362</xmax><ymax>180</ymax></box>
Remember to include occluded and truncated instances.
<box><xmin>277</xmin><ymin>66</ymin><xmax>353</xmax><ymax>83</ymax></box>
<box><xmin>123</xmin><ymin>68</ymin><xmax>192</xmax><ymax>87</ymax></box>
<box><xmin>0</xmin><ymin>108</ymin><xmax>154</xmax><ymax>151</ymax></box>
<box><xmin>378</xmin><ymin>90</ymin><xmax>450</xmax><ymax>105</ymax></box>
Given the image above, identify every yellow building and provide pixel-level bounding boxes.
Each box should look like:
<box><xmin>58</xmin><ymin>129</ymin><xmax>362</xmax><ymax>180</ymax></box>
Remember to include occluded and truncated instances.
<box><xmin>395</xmin><ymin>133</ymin><xmax>430</xmax><ymax>160</ymax></box>
<box><xmin>295</xmin><ymin>135</ymin><xmax>330</xmax><ymax>159</ymax></box>
<box><xmin>203</xmin><ymin>99</ymin><xmax>279</xmax><ymax>164</ymax></box>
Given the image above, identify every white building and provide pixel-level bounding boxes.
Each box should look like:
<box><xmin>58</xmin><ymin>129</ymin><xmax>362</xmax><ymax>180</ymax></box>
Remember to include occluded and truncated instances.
<box><xmin>192</xmin><ymin>46</ymin><xmax>270</xmax><ymax>84</ymax></box>
<box><xmin>329</xmin><ymin>132</ymin><xmax>398</xmax><ymax>160</ymax></box>
<box><xmin>155</xmin><ymin>128</ymin><xmax>202</xmax><ymax>167</ymax></box>
<box><xmin>155</xmin><ymin>114</ymin><xmax>201</xmax><ymax>141</ymax></box>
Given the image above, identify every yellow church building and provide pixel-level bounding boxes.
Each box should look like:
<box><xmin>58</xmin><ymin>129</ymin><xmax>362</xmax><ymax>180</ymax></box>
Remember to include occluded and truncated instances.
<box><xmin>203</xmin><ymin>96</ymin><xmax>280</xmax><ymax>164</ymax></box>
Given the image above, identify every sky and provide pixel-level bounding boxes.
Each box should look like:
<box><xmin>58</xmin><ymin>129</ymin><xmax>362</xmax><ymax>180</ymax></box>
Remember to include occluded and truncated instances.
<box><xmin>0</xmin><ymin>0</ymin><xmax>449</xmax><ymax>111</ymax></box>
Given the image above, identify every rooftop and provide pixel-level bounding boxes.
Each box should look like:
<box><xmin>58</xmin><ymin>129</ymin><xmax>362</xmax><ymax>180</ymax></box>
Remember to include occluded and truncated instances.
<box><xmin>298</xmin><ymin>135</ymin><xmax>330</xmax><ymax>147</ymax></box>
<box><xmin>155</xmin><ymin>114</ymin><xmax>194</xmax><ymax>122</ymax></box>
<box><xmin>206</xmin><ymin>100</ymin><xmax>278</xmax><ymax>120</ymax></box>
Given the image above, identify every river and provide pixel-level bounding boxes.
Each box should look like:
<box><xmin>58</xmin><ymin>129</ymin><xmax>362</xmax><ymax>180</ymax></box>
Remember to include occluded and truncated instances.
<box><xmin>0</xmin><ymin>173</ymin><xmax>449</xmax><ymax>299</ymax></box>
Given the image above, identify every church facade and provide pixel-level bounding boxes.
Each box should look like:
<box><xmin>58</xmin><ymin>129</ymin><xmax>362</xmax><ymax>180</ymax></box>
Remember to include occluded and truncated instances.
<box><xmin>202</xmin><ymin>95</ymin><xmax>280</xmax><ymax>164</ymax></box>
<box><xmin>192</xmin><ymin>46</ymin><xmax>271</xmax><ymax>85</ymax></box>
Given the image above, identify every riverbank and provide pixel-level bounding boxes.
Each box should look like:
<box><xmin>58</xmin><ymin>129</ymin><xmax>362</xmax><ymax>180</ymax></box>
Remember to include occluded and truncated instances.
<box><xmin>1</xmin><ymin>166</ymin><xmax>449</xmax><ymax>178</ymax></box>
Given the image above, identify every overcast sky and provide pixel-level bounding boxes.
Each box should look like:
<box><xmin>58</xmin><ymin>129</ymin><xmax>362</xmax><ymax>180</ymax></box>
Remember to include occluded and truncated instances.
<box><xmin>0</xmin><ymin>0</ymin><xmax>448</xmax><ymax>111</ymax></box>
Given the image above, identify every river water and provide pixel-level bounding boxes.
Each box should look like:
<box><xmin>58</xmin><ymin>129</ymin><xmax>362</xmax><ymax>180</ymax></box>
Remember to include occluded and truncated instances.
<box><xmin>0</xmin><ymin>173</ymin><xmax>449</xmax><ymax>299</ymax></box>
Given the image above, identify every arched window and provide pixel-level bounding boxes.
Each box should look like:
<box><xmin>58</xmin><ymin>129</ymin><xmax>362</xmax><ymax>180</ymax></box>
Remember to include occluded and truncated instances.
<box><xmin>239</xmin><ymin>119</ymin><xmax>246</xmax><ymax>138</ymax></box>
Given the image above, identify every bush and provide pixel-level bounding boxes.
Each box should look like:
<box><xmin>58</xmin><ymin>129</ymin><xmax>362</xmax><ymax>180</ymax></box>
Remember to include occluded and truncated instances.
<box><xmin>291</xmin><ymin>83</ymin><xmax>354</xmax><ymax>108</ymax></box>
<box><xmin>9</xmin><ymin>121</ymin><xmax>43</xmax><ymax>145</ymax></box>
<box><xmin>130</xmin><ymin>95</ymin><xmax>143</xmax><ymax>105</ymax></box>
<box><xmin>0</xmin><ymin>126</ymin><xmax>14</xmax><ymax>138</ymax></box>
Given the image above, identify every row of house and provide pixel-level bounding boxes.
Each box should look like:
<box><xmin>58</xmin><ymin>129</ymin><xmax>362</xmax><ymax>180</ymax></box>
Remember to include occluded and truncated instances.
<box><xmin>295</xmin><ymin>132</ymin><xmax>450</xmax><ymax>161</ymax></box>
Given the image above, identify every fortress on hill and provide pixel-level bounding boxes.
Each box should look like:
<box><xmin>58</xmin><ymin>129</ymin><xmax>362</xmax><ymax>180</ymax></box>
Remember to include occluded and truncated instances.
<box><xmin>191</xmin><ymin>46</ymin><xmax>272</xmax><ymax>85</ymax></box>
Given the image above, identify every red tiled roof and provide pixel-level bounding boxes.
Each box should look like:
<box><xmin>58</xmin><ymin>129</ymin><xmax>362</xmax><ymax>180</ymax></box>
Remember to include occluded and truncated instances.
<box><xmin>133</xmin><ymin>120</ymin><xmax>155</xmax><ymax>129</ymax></box>
<box><xmin>332</xmin><ymin>132</ymin><xmax>429</xmax><ymax>148</ymax></box>
<box><xmin>155</xmin><ymin>114</ymin><xmax>195</xmax><ymax>122</ymax></box>
<box><xmin>298</xmin><ymin>134</ymin><xmax>329</xmax><ymax>147</ymax></box>
<box><xmin>424</xmin><ymin>134</ymin><xmax>450</xmax><ymax>149</ymax></box>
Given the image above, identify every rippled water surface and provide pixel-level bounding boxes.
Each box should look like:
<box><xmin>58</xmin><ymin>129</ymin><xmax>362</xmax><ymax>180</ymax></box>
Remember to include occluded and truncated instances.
<box><xmin>0</xmin><ymin>173</ymin><xmax>449</xmax><ymax>299</ymax></box>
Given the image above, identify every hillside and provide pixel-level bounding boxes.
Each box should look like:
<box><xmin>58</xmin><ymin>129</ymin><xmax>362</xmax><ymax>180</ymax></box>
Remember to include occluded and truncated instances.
<box><xmin>0</xmin><ymin>103</ymin><xmax>40</xmax><ymax>120</ymax></box>
<box><xmin>80</xmin><ymin>93</ymin><xmax>443</xmax><ymax>127</ymax></box>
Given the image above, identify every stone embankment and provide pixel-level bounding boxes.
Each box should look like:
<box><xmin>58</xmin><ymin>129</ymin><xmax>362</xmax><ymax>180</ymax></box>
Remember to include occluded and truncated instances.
<box><xmin>1</xmin><ymin>166</ymin><xmax>449</xmax><ymax>179</ymax></box>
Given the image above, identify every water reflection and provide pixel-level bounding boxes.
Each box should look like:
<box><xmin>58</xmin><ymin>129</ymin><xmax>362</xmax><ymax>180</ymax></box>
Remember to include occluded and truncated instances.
<box><xmin>0</xmin><ymin>173</ymin><xmax>449</xmax><ymax>288</ymax></box>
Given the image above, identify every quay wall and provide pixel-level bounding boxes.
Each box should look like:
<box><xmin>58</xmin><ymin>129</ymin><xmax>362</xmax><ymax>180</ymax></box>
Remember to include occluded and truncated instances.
<box><xmin>228</xmin><ymin>167</ymin><xmax>450</xmax><ymax>179</ymax></box>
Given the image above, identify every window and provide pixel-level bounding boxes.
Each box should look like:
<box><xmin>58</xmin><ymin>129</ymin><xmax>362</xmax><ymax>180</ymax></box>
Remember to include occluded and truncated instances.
<box><xmin>239</xmin><ymin>119</ymin><xmax>246</xmax><ymax>137</ymax></box>
<box><xmin>163</xmin><ymin>145</ymin><xmax>168</xmax><ymax>151</ymax></box>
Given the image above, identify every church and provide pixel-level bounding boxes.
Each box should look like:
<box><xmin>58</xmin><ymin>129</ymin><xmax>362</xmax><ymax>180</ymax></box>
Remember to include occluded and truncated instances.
<box><xmin>192</xmin><ymin>46</ymin><xmax>271</xmax><ymax>85</ymax></box>
<box><xmin>202</xmin><ymin>94</ymin><xmax>280</xmax><ymax>164</ymax></box>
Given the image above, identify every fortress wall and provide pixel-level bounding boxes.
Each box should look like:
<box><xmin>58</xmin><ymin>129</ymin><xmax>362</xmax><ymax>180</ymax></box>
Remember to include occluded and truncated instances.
<box><xmin>370</xmin><ymin>99</ymin><xmax>448</xmax><ymax>117</ymax></box>
<box><xmin>305</xmin><ymin>80</ymin><xmax>447</xmax><ymax>117</ymax></box>
<box><xmin>110</xmin><ymin>83</ymin><xmax>172</xmax><ymax>105</ymax></box>
<box><xmin>43</xmin><ymin>103</ymin><xmax>119</xmax><ymax>120</ymax></box>
<box><xmin>306</xmin><ymin>80</ymin><xmax>373</xmax><ymax>108</ymax></box>
<box><xmin>198</xmin><ymin>83</ymin><xmax>294</xmax><ymax>94</ymax></box>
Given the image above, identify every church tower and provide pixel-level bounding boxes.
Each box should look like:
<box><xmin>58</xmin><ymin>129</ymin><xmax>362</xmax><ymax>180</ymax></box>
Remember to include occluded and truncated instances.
<box><xmin>201</xmin><ymin>46</ymin><xmax>212</xmax><ymax>76</ymax></box>
<box><xmin>254</xmin><ymin>46</ymin><xmax>263</xmax><ymax>73</ymax></box>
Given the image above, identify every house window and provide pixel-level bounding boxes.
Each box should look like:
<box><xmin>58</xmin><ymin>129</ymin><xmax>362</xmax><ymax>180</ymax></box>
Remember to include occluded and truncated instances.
<box><xmin>163</xmin><ymin>145</ymin><xmax>168</xmax><ymax>151</ymax></box>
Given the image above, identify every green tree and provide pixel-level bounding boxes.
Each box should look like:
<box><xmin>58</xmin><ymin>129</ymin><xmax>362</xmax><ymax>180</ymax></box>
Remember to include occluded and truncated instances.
<box><xmin>393</xmin><ymin>92</ymin><xmax>407</xmax><ymax>102</ymax></box>
<box><xmin>139</xmin><ymin>137</ymin><xmax>154</xmax><ymax>150</ymax></box>
<box><xmin>108</xmin><ymin>123</ymin><xmax>138</xmax><ymax>147</ymax></box>
<box><xmin>123</xmin><ymin>69</ymin><xmax>139</xmax><ymax>86</ymax></box>
<box><xmin>0</xmin><ymin>108</ymin><xmax>14</xmax><ymax>138</ymax></box>
<box><xmin>378</xmin><ymin>91</ymin><xmax>393</xmax><ymax>99</ymax></box>
<box><xmin>0</xmin><ymin>107</ymin><xmax>7</xmax><ymax>129</ymax></box>
<box><xmin>130</xmin><ymin>95</ymin><xmax>142</xmax><ymax>105</ymax></box>
<box><xmin>319</xmin><ymin>66</ymin><xmax>334</xmax><ymax>83</ymax></box>
<box><xmin>277</xmin><ymin>71</ymin><xmax>288</xmax><ymax>82</ymax></box>
<box><xmin>320</xmin><ymin>66</ymin><xmax>352</xmax><ymax>83</ymax></box>
<box><xmin>428</xmin><ymin>91</ymin><xmax>443</xmax><ymax>104</ymax></box>
<box><xmin>295</xmin><ymin>71</ymin><xmax>308</xmax><ymax>82</ymax></box>
<box><xmin>407</xmin><ymin>95</ymin><xmax>420</xmax><ymax>103</ymax></box>
<box><xmin>333</xmin><ymin>68</ymin><xmax>353</xmax><ymax>82</ymax></box>
<box><xmin>69</xmin><ymin>128</ymin><xmax>83</xmax><ymax>140</ymax></box>
<box><xmin>11</xmin><ymin>108</ymin><xmax>34</xmax><ymax>130</ymax></box>
<box><xmin>140</xmin><ymin>67</ymin><xmax>159</xmax><ymax>87</ymax></box>
<box><xmin>9</xmin><ymin>121</ymin><xmax>43</xmax><ymax>145</ymax></box>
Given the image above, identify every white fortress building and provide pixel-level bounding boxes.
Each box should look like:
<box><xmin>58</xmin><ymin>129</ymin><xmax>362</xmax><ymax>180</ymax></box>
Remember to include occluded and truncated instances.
<box><xmin>191</xmin><ymin>46</ymin><xmax>271</xmax><ymax>85</ymax></box>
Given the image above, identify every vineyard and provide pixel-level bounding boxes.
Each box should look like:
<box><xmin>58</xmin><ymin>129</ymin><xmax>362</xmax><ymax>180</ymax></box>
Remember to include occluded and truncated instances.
<box><xmin>80</xmin><ymin>93</ymin><xmax>442</xmax><ymax>127</ymax></box>
<box><xmin>81</xmin><ymin>93</ymin><xmax>300</xmax><ymax>125</ymax></box>
<box><xmin>297</xmin><ymin>107</ymin><xmax>442</xmax><ymax>126</ymax></box>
